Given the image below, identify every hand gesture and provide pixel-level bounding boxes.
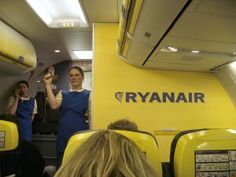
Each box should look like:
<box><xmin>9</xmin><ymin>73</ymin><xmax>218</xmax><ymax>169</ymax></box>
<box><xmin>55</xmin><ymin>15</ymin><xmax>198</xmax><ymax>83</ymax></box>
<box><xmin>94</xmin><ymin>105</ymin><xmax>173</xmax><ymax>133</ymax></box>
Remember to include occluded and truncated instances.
<box><xmin>14</xmin><ymin>88</ymin><xmax>22</xmax><ymax>98</ymax></box>
<box><xmin>43</xmin><ymin>73</ymin><xmax>53</xmax><ymax>86</ymax></box>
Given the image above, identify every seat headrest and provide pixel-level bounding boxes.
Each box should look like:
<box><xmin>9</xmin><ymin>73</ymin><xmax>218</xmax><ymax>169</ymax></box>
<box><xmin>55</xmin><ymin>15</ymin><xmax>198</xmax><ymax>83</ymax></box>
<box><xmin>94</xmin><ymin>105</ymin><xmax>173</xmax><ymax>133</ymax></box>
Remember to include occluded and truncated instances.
<box><xmin>172</xmin><ymin>129</ymin><xmax>236</xmax><ymax>177</ymax></box>
<box><xmin>169</xmin><ymin>129</ymin><xmax>207</xmax><ymax>177</ymax></box>
<box><xmin>63</xmin><ymin>130</ymin><xmax>162</xmax><ymax>177</ymax></box>
<box><xmin>0</xmin><ymin>120</ymin><xmax>19</xmax><ymax>151</ymax></box>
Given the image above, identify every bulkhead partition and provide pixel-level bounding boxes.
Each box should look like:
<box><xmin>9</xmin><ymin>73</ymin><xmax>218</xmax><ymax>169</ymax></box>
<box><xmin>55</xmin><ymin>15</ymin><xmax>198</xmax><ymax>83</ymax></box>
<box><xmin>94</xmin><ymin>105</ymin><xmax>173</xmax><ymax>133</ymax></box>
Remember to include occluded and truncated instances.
<box><xmin>172</xmin><ymin>129</ymin><xmax>236</xmax><ymax>177</ymax></box>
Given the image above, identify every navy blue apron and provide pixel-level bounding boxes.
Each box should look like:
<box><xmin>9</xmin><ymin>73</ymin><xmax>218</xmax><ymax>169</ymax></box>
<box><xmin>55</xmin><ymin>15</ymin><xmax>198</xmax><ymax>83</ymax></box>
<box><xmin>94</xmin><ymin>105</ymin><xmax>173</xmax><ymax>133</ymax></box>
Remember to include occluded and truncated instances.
<box><xmin>56</xmin><ymin>90</ymin><xmax>90</xmax><ymax>166</ymax></box>
<box><xmin>16</xmin><ymin>97</ymin><xmax>35</xmax><ymax>141</ymax></box>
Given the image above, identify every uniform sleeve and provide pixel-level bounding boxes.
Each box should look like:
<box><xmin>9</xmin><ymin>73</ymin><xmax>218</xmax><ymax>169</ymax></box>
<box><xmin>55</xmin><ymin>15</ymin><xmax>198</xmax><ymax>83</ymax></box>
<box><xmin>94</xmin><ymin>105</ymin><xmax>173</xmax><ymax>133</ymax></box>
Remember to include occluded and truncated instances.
<box><xmin>56</xmin><ymin>90</ymin><xmax>63</xmax><ymax>101</ymax></box>
<box><xmin>7</xmin><ymin>96</ymin><xmax>15</xmax><ymax>109</ymax></box>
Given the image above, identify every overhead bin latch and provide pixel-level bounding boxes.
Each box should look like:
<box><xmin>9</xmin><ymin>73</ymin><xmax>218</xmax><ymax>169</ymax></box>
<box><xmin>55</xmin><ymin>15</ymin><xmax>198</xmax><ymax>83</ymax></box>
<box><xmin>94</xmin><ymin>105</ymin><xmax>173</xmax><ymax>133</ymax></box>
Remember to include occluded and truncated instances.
<box><xmin>17</xmin><ymin>56</ymin><xmax>25</xmax><ymax>64</ymax></box>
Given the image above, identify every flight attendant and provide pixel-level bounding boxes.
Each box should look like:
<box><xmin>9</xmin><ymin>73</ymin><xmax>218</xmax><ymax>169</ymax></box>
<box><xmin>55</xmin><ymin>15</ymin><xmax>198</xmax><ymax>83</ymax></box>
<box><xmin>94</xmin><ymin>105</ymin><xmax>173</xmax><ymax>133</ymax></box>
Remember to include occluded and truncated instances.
<box><xmin>7</xmin><ymin>80</ymin><xmax>37</xmax><ymax>141</ymax></box>
<box><xmin>43</xmin><ymin>66</ymin><xmax>90</xmax><ymax>167</ymax></box>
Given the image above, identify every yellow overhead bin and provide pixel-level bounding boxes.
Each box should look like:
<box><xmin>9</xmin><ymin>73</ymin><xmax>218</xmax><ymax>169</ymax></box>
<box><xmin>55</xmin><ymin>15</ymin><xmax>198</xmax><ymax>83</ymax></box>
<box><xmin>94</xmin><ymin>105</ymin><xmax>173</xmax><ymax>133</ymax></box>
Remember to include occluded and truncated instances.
<box><xmin>0</xmin><ymin>20</ymin><xmax>37</xmax><ymax>74</ymax></box>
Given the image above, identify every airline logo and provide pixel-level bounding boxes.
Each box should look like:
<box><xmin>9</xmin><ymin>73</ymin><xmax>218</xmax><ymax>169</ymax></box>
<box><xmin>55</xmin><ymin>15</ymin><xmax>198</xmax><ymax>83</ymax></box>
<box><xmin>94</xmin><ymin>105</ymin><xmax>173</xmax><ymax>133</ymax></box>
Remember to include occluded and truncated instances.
<box><xmin>115</xmin><ymin>92</ymin><xmax>205</xmax><ymax>103</ymax></box>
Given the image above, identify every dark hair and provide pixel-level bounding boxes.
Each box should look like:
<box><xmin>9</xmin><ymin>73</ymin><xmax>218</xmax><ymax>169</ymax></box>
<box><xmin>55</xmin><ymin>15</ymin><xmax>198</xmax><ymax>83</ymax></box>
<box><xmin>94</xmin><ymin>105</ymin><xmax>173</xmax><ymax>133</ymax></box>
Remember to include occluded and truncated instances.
<box><xmin>17</xmin><ymin>80</ymin><xmax>29</xmax><ymax>88</ymax></box>
<box><xmin>107</xmin><ymin>119</ymin><xmax>138</xmax><ymax>131</ymax></box>
<box><xmin>17</xmin><ymin>140</ymin><xmax>45</xmax><ymax>177</ymax></box>
<box><xmin>68</xmin><ymin>66</ymin><xmax>84</xmax><ymax>77</ymax></box>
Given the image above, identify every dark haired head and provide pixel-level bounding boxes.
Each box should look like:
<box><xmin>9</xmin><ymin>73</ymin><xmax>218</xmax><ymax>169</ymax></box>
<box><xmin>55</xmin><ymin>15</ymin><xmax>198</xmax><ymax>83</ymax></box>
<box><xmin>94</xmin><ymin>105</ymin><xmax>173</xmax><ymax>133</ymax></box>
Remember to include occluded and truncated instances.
<box><xmin>68</xmin><ymin>66</ymin><xmax>84</xmax><ymax>77</ymax></box>
<box><xmin>107</xmin><ymin>119</ymin><xmax>138</xmax><ymax>131</ymax></box>
<box><xmin>17</xmin><ymin>80</ymin><xmax>29</xmax><ymax>88</ymax></box>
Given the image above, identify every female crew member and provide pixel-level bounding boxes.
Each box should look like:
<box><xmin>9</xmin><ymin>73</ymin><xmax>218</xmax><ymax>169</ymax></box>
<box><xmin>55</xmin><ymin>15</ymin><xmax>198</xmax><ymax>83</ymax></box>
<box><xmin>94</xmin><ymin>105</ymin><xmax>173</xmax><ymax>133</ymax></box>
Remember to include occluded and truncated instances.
<box><xmin>43</xmin><ymin>66</ymin><xmax>90</xmax><ymax>167</ymax></box>
<box><xmin>7</xmin><ymin>80</ymin><xmax>37</xmax><ymax>141</ymax></box>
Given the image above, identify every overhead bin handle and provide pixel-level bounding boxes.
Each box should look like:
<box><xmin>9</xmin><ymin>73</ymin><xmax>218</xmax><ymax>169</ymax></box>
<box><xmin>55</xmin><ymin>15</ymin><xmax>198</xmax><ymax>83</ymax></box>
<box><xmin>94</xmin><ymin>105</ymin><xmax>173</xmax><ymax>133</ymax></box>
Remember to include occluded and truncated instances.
<box><xmin>17</xmin><ymin>56</ymin><xmax>25</xmax><ymax>64</ymax></box>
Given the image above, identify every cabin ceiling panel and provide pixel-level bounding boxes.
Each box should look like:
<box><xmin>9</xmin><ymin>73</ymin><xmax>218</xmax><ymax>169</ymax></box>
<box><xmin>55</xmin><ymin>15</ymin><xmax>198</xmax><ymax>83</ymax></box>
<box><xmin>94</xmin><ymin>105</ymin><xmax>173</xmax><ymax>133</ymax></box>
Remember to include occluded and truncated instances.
<box><xmin>81</xmin><ymin>0</ymin><xmax>121</xmax><ymax>23</ymax></box>
<box><xmin>131</xmin><ymin>0</ymin><xmax>188</xmax><ymax>46</ymax></box>
<box><xmin>144</xmin><ymin>0</ymin><xmax>236</xmax><ymax>71</ymax></box>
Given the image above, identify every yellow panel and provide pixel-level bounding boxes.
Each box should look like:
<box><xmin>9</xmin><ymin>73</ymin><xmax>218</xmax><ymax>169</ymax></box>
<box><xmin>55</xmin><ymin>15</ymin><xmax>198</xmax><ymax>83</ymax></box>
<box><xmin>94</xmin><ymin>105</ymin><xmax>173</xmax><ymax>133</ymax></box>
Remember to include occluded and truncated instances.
<box><xmin>0</xmin><ymin>120</ymin><xmax>18</xmax><ymax>151</ymax></box>
<box><xmin>174</xmin><ymin>129</ymin><xmax>236</xmax><ymax>177</ymax></box>
<box><xmin>114</xmin><ymin>130</ymin><xmax>163</xmax><ymax>177</ymax></box>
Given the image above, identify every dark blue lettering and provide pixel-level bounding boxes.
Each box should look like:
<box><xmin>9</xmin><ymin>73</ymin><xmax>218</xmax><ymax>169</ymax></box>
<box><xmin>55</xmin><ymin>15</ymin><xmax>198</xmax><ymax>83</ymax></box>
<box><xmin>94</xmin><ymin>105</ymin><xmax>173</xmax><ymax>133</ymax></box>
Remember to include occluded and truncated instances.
<box><xmin>162</xmin><ymin>92</ymin><xmax>175</xmax><ymax>102</ymax></box>
<box><xmin>194</xmin><ymin>93</ymin><xmax>205</xmax><ymax>103</ymax></box>
<box><xmin>126</xmin><ymin>92</ymin><xmax>137</xmax><ymax>102</ymax></box>
<box><xmin>137</xmin><ymin>92</ymin><xmax>150</xmax><ymax>102</ymax></box>
<box><xmin>188</xmin><ymin>93</ymin><xmax>193</xmax><ymax>102</ymax></box>
<box><xmin>176</xmin><ymin>92</ymin><xmax>187</xmax><ymax>102</ymax></box>
<box><xmin>149</xmin><ymin>93</ymin><xmax>161</xmax><ymax>102</ymax></box>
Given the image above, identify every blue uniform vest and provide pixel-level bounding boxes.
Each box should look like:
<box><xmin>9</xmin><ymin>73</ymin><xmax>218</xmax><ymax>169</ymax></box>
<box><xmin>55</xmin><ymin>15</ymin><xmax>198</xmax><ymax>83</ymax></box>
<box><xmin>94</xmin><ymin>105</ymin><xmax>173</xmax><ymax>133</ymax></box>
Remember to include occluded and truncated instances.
<box><xmin>16</xmin><ymin>97</ymin><xmax>35</xmax><ymax>141</ymax></box>
<box><xmin>57</xmin><ymin>90</ymin><xmax>90</xmax><ymax>153</ymax></box>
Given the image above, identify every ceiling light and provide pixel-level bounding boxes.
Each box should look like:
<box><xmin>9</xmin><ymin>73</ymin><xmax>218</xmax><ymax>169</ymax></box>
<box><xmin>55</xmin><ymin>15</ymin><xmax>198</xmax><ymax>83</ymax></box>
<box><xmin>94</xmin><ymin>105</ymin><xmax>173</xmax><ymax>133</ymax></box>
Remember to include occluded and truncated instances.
<box><xmin>191</xmin><ymin>50</ymin><xmax>199</xmax><ymax>54</ymax></box>
<box><xmin>73</xmin><ymin>50</ymin><xmax>93</xmax><ymax>60</ymax></box>
<box><xmin>167</xmin><ymin>46</ymin><xmax>178</xmax><ymax>52</ymax></box>
<box><xmin>25</xmin><ymin>0</ymin><xmax>89</xmax><ymax>28</ymax></box>
<box><xmin>54</xmin><ymin>50</ymin><xmax>60</xmax><ymax>53</ymax></box>
<box><xmin>229</xmin><ymin>61</ymin><xmax>236</xmax><ymax>70</ymax></box>
<box><xmin>160</xmin><ymin>47</ymin><xmax>178</xmax><ymax>52</ymax></box>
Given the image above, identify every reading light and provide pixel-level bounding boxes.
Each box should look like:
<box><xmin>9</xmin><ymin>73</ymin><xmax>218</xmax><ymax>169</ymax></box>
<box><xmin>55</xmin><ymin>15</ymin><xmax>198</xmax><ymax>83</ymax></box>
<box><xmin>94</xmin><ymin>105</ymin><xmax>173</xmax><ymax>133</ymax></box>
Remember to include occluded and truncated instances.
<box><xmin>167</xmin><ymin>46</ymin><xmax>178</xmax><ymax>52</ymax></box>
<box><xmin>73</xmin><ymin>50</ymin><xmax>93</xmax><ymax>60</ymax></box>
<box><xmin>229</xmin><ymin>61</ymin><xmax>236</xmax><ymax>70</ymax></box>
<box><xmin>25</xmin><ymin>0</ymin><xmax>89</xmax><ymax>28</ymax></box>
<box><xmin>160</xmin><ymin>46</ymin><xmax>178</xmax><ymax>52</ymax></box>
<box><xmin>54</xmin><ymin>50</ymin><xmax>60</xmax><ymax>53</ymax></box>
<box><xmin>191</xmin><ymin>50</ymin><xmax>199</xmax><ymax>54</ymax></box>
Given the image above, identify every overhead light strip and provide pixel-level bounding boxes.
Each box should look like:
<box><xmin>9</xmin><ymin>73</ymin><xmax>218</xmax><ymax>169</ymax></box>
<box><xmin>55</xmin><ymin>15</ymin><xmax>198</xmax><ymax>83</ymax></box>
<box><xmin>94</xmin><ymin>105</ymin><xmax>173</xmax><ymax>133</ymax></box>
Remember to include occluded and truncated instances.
<box><xmin>25</xmin><ymin>0</ymin><xmax>89</xmax><ymax>28</ymax></box>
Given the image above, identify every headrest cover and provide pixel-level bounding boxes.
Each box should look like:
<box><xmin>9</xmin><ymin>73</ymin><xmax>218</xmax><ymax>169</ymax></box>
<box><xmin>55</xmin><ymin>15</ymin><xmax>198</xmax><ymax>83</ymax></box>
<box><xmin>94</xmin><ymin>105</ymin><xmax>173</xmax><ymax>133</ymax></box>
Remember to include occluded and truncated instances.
<box><xmin>0</xmin><ymin>120</ymin><xmax>18</xmax><ymax>151</ymax></box>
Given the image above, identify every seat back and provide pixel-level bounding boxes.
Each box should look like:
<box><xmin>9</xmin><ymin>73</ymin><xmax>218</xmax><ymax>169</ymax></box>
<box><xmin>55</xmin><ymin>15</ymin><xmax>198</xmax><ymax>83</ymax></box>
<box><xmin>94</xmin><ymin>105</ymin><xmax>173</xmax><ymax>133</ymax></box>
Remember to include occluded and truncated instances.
<box><xmin>0</xmin><ymin>120</ymin><xmax>18</xmax><ymax>151</ymax></box>
<box><xmin>172</xmin><ymin>129</ymin><xmax>236</xmax><ymax>177</ymax></box>
<box><xmin>63</xmin><ymin>130</ymin><xmax>163</xmax><ymax>177</ymax></box>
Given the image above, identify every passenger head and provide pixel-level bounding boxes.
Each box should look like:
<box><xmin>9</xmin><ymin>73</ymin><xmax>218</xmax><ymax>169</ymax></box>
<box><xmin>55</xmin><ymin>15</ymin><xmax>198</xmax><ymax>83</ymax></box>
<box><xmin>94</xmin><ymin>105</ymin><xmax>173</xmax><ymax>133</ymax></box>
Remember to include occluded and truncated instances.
<box><xmin>107</xmin><ymin>119</ymin><xmax>138</xmax><ymax>131</ymax></box>
<box><xmin>54</xmin><ymin>131</ymin><xmax>158</xmax><ymax>177</ymax></box>
<box><xmin>16</xmin><ymin>80</ymin><xmax>29</xmax><ymax>96</ymax></box>
<box><xmin>68</xmin><ymin>66</ymin><xmax>84</xmax><ymax>89</ymax></box>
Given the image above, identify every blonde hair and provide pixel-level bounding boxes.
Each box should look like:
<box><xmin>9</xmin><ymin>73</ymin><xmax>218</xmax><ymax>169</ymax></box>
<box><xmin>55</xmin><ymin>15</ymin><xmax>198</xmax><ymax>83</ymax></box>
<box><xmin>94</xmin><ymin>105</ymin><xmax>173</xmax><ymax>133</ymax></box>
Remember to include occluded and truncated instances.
<box><xmin>107</xmin><ymin>119</ymin><xmax>138</xmax><ymax>131</ymax></box>
<box><xmin>54</xmin><ymin>131</ymin><xmax>158</xmax><ymax>177</ymax></box>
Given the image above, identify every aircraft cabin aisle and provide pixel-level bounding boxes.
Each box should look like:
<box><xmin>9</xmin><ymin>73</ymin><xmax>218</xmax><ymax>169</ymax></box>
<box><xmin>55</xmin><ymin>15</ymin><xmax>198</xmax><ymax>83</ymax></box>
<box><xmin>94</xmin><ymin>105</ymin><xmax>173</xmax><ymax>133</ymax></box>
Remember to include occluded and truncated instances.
<box><xmin>1</xmin><ymin>0</ymin><xmax>236</xmax><ymax>177</ymax></box>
